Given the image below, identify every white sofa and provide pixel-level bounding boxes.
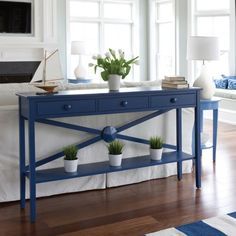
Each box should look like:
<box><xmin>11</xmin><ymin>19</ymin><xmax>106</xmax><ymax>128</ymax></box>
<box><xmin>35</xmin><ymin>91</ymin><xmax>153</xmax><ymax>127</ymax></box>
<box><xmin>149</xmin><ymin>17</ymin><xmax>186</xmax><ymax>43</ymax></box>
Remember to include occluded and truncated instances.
<box><xmin>214</xmin><ymin>88</ymin><xmax>236</xmax><ymax>124</ymax></box>
<box><xmin>0</xmin><ymin>81</ymin><xmax>194</xmax><ymax>202</ymax></box>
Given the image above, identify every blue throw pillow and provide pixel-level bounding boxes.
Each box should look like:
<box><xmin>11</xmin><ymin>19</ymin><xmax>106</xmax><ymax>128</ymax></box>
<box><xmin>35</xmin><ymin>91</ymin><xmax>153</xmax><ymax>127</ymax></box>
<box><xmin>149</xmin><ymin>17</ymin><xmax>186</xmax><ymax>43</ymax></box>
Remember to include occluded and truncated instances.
<box><xmin>214</xmin><ymin>78</ymin><xmax>228</xmax><ymax>89</ymax></box>
<box><xmin>228</xmin><ymin>79</ymin><xmax>236</xmax><ymax>90</ymax></box>
<box><xmin>222</xmin><ymin>75</ymin><xmax>236</xmax><ymax>80</ymax></box>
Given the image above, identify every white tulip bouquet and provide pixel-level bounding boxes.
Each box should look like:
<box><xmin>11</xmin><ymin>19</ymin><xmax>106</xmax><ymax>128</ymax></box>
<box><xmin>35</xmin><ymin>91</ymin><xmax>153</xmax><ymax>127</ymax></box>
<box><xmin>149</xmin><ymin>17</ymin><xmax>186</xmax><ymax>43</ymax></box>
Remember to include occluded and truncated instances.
<box><xmin>89</xmin><ymin>49</ymin><xmax>139</xmax><ymax>81</ymax></box>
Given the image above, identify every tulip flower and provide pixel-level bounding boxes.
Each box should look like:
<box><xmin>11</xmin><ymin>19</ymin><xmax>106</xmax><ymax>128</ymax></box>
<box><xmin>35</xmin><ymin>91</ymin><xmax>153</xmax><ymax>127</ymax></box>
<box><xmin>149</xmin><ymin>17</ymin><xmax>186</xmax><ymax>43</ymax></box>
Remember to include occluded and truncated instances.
<box><xmin>89</xmin><ymin>48</ymin><xmax>139</xmax><ymax>81</ymax></box>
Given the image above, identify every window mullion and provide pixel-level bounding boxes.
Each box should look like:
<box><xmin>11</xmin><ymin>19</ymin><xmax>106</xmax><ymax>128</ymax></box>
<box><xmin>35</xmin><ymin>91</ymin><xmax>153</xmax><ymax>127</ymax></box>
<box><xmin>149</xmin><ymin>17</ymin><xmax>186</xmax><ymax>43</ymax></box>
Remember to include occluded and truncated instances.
<box><xmin>70</xmin><ymin>17</ymin><xmax>102</xmax><ymax>23</ymax></box>
<box><xmin>229</xmin><ymin>0</ymin><xmax>236</xmax><ymax>74</ymax></box>
<box><xmin>99</xmin><ymin>0</ymin><xmax>104</xmax><ymax>53</ymax></box>
<box><xmin>195</xmin><ymin>11</ymin><xmax>230</xmax><ymax>17</ymax></box>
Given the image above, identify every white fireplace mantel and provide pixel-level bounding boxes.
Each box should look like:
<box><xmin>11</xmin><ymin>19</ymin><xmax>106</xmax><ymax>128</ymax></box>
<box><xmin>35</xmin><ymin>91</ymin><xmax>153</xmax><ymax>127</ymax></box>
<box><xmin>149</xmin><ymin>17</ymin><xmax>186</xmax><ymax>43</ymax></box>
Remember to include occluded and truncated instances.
<box><xmin>0</xmin><ymin>0</ymin><xmax>58</xmax><ymax>61</ymax></box>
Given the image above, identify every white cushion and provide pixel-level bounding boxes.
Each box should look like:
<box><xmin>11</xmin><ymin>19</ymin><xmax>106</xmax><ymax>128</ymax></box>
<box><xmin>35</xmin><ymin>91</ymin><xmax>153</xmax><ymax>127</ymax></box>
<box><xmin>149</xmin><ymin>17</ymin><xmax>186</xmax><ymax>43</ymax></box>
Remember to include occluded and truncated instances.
<box><xmin>0</xmin><ymin>80</ymin><xmax>162</xmax><ymax>106</ymax></box>
<box><xmin>0</xmin><ymin>83</ymin><xmax>41</xmax><ymax>106</ymax></box>
<box><xmin>215</xmin><ymin>88</ymin><xmax>236</xmax><ymax>100</ymax></box>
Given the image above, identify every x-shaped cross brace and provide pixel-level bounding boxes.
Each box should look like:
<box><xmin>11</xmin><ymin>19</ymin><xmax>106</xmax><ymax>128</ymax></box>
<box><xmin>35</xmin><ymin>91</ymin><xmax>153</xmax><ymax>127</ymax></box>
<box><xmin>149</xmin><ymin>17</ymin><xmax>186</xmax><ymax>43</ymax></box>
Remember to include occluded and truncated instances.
<box><xmin>25</xmin><ymin>109</ymin><xmax>176</xmax><ymax>171</ymax></box>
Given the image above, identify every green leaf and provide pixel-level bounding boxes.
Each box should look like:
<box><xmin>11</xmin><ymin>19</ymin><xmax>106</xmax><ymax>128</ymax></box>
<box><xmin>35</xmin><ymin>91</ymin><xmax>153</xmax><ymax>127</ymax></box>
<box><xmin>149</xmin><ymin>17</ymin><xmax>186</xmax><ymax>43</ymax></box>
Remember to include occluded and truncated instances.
<box><xmin>63</xmin><ymin>145</ymin><xmax>78</xmax><ymax>160</ymax></box>
<box><xmin>109</xmin><ymin>48</ymin><xmax>117</xmax><ymax>60</ymax></box>
<box><xmin>101</xmin><ymin>71</ymin><xmax>109</xmax><ymax>81</ymax></box>
<box><xmin>122</xmin><ymin>65</ymin><xmax>131</xmax><ymax>79</ymax></box>
<box><xmin>126</xmin><ymin>56</ymin><xmax>139</xmax><ymax>65</ymax></box>
<box><xmin>107</xmin><ymin>140</ymin><xmax>124</xmax><ymax>155</ymax></box>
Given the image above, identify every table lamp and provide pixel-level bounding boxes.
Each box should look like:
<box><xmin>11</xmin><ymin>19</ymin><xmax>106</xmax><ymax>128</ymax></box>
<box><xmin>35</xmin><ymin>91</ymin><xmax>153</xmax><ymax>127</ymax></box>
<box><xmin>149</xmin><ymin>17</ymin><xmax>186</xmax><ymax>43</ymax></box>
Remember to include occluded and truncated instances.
<box><xmin>187</xmin><ymin>36</ymin><xmax>220</xmax><ymax>99</ymax></box>
<box><xmin>71</xmin><ymin>41</ymin><xmax>88</xmax><ymax>80</ymax></box>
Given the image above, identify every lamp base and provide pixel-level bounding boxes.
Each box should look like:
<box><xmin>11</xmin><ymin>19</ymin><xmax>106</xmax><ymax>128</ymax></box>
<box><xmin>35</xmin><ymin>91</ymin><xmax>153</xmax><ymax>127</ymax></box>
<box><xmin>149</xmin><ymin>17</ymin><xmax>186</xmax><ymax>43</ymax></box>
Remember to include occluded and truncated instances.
<box><xmin>74</xmin><ymin>64</ymin><xmax>87</xmax><ymax>80</ymax></box>
<box><xmin>74</xmin><ymin>55</ymin><xmax>88</xmax><ymax>80</ymax></box>
<box><xmin>193</xmin><ymin>64</ymin><xmax>215</xmax><ymax>100</ymax></box>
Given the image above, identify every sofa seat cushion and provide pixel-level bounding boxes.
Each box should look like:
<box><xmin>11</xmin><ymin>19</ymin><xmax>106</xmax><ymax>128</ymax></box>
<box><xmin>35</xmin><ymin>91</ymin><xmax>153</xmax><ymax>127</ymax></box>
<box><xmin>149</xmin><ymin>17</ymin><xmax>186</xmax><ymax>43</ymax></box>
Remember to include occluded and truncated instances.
<box><xmin>0</xmin><ymin>83</ymin><xmax>42</xmax><ymax>106</ymax></box>
<box><xmin>0</xmin><ymin>80</ymin><xmax>161</xmax><ymax>106</ymax></box>
<box><xmin>214</xmin><ymin>88</ymin><xmax>236</xmax><ymax>99</ymax></box>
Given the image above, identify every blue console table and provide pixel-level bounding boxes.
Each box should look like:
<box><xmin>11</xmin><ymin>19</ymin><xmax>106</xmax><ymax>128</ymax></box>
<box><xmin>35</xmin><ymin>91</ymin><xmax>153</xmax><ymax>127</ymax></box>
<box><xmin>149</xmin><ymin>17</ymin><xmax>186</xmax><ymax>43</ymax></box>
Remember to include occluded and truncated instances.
<box><xmin>17</xmin><ymin>87</ymin><xmax>201</xmax><ymax>222</ymax></box>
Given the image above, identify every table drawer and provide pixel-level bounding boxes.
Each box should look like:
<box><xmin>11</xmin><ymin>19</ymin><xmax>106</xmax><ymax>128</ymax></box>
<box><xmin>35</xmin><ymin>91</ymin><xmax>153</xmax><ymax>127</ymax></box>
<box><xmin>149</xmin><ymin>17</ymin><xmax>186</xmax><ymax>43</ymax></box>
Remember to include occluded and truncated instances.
<box><xmin>98</xmin><ymin>96</ymin><xmax>148</xmax><ymax>112</ymax></box>
<box><xmin>37</xmin><ymin>99</ymin><xmax>96</xmax><ymax>116</ymax></box>
<box><xmin>151</xmin><ymin>94</ymin><xmax>196</xmax><ymax>108</ymax></box>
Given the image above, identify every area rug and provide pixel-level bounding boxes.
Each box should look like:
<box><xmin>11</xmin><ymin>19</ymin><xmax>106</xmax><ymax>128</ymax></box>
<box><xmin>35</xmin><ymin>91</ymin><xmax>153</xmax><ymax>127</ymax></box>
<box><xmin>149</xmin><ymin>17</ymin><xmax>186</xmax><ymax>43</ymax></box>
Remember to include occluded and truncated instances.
<box><xmin>146</xmin><ymin>212</ymin><xmax>236</xmax><ymax>236</ymax></box>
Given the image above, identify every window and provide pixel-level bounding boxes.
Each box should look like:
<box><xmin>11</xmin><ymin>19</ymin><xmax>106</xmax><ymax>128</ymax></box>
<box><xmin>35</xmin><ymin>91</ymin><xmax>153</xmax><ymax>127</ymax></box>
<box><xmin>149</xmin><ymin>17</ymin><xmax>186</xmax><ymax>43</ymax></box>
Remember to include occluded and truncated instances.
<box><xmin>149</xmin><ymin>0</ymin><xmax>176</xmax><ymax>81</ymax></box>
<box><xmin>67</xmin><ymin>0</ymin><xmax>139</xmax><ymax>81</ymax></box>
<box><xmin>189</xmin><ymin>0</ymin><xmax>235</xmax><ymax>80</ymax></box>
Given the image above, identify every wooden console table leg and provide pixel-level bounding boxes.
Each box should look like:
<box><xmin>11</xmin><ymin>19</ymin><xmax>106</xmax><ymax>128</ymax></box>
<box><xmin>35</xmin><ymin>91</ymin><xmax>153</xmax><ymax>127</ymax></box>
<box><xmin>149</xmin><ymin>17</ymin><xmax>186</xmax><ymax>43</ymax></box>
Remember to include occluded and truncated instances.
<box><xmin>19</xmin><ymin>114</ymin><xmax>26</xmax><ymax>209</ymax></box>
<box><xmin>176</xmin><ymin>108</ymin><xmax>182</xmax><ymax>181</ymax></box>
<box><xmin>195</xmin><ymin>94</ymin><xmax>201</xmax><ymax>188</ymax></box>
<box><xmin>28</xmin><ymin>117</ymin><xmax>36</xmax><ymax>222</ymax></box>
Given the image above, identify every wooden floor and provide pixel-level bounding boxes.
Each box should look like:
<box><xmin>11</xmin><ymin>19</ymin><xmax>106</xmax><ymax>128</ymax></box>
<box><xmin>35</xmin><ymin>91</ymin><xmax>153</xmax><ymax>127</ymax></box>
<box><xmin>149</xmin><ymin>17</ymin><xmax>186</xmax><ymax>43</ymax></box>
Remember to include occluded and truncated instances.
<box><xmin>0</xmin><ymin>121</ymin><xmax>235</xmax><ymax>236</ymax></box>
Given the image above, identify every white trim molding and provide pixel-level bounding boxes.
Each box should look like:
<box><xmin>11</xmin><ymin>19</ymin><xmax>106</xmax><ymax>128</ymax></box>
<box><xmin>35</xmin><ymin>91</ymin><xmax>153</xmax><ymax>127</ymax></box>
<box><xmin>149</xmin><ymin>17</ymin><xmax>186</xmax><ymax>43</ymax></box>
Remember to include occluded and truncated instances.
<box><xmin>0</xmin><ymin>0</ymin><xmax>58</xmax><ymax>61</ymax></box>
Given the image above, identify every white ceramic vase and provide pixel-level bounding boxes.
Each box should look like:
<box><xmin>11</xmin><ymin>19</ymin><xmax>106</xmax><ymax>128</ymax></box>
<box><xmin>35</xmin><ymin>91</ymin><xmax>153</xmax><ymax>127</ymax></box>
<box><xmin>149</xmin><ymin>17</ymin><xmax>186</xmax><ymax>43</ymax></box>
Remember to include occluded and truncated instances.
<box><xmin>64</xmin><ymin>158</ymin><xmax>78</xmax><ymax>173</ymax></box>
<box><xmin>108</xmin><ymin>74</ymin><xmax>121</xmax><ymax>91</ymax></box>
<box><xmin>109</xmin><ymin>154</ymin><xmax>122</xmax><ymax>167</ymax></box>
<box><xmin>193</xmin><ymin>64</ymin><xmax>215</xmax><ymax>99</ymax></box>
<box><xmin>150</xmin><ymin>148</ymin><xmax>163</xmax><ymax>161</ymax></box>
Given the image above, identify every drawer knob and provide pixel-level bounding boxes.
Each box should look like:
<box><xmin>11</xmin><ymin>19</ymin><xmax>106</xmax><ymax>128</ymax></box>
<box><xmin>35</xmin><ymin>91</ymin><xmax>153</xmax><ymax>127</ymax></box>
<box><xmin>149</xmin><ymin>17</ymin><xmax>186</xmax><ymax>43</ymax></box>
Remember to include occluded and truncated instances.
<box><xmin>170</xmin><ymin>98</ymin><xmax>178</xmax><ymax>103</ymax></box>
<box><xmin>64</xmin><ymin>104</ymin><xmax>72</xmax><ymax>110</ymax></box>
<box><xmin>121</xmin><ymin>101</ymin><xmax>128</xmax><ymax>107</ymax></box>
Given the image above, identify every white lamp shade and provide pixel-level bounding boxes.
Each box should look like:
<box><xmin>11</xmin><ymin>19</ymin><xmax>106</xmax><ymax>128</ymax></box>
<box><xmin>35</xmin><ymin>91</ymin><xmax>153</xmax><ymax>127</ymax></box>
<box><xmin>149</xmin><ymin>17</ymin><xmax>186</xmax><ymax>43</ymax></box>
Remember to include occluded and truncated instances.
<box><xmin>187</xmin><ymin>36</ymin><xmax>220</xmax><ymax>61</ymax></box>
<box><xmin>71</xmin><ymin>41</ymin><xmax>87</xmax><ymax>55</ymax></box>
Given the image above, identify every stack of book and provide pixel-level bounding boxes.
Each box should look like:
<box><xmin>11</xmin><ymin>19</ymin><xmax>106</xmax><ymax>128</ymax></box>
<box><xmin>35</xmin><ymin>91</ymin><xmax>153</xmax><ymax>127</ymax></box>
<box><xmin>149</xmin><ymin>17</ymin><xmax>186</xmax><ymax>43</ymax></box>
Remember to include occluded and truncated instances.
<box><xmin>162</xmin><ymin>76</ymin><xmax>189</xmax><ymax>89</ymax></box>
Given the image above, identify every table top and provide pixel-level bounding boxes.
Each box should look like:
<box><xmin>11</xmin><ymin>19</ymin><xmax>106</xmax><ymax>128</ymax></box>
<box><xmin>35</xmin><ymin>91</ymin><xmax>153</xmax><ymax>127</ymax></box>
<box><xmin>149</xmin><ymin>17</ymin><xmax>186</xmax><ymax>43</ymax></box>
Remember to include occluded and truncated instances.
<box><xmin>200</xmin><ymin>97</ymin><xmax>221</xmax><ymax>110</ymax></box>
<box><xmin>16</xmin><ymin>87</ymin><xmax>201</xmax><ymax>99</ymax></box>
<box><xmin>200</xmin><ymin>97</ymin><xmax>221</xmax><ymax>103</ymax></box>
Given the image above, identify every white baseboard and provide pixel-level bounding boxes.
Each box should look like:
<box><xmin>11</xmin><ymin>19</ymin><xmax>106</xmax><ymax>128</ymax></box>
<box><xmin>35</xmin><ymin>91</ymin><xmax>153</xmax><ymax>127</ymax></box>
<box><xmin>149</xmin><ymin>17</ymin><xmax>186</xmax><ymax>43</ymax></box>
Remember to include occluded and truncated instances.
<box><xmin>204</xmin><ymin>109</ymin><xmax>236</xmax><ymax>125</ymax></box>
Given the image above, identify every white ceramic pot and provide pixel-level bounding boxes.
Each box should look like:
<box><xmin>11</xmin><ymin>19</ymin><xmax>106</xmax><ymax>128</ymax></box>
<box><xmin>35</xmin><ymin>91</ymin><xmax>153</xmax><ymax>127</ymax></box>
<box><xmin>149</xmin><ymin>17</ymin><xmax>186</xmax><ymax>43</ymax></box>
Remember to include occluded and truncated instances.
<box><xmin>109</xmin><ymin>154</ymin><xmax>122</xmax><ymax>167</ymax></box>
<box><xmin>150</xmin><ymin>148</ymin><xmax>163</xmax><ymax>161</ymax></box>
<box><xmin>108</xmin><ymin>74</ymin><xmax>121</xmax><ymax>91</ymax></box>
<box><xmin>64</xmin><ymin>158</ymin><xmax>78</xmax><ymax>173</ymax></box>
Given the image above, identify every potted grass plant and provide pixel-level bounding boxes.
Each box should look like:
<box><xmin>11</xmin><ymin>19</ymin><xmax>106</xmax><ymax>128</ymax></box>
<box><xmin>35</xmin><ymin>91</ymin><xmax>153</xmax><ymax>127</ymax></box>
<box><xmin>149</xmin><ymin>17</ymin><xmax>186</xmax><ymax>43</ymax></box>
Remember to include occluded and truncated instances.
<box><xmin>89</xmin><ymin>49</ymin><xmax>139</xmax><ymax>91</ymax></box>
<box><xmin>107</xmin><ymin>140</ymin><xmax>124</xmax><ymax>166</ymax></box>
<box><xmin>63</xmin><ymin>145</ymin><xmax>79</xmax><ymax>173</ymax></box>
<box><xmin>149</xmin><ymin>136</ymin><xmax>163</xmax><ymax>161</ymax></box>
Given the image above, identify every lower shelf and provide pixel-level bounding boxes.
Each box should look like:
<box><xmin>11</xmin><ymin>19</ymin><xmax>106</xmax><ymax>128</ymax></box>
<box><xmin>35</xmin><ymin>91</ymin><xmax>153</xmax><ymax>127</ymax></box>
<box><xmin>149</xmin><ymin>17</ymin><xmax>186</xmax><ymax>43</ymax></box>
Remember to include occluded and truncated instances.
<box><xmin>25</xmin><ymin>151</ymin><xmax>194</xmax><ymax>184</ymax></box>
<box><xmin>201</xmin><ymin>141</ymin><xmax>213</xmax><ymax>149</ymax></box>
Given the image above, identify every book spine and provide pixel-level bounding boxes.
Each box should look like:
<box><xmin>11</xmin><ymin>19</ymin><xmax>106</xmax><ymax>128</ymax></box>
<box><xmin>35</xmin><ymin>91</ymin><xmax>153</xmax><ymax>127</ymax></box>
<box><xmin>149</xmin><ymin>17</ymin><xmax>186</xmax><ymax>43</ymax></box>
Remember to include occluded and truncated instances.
<box><xmin>162</xmin><ymin>83</ymin><xmax>189</xmax><ymax>88</ymax></box>
<box><xmin>164</xmin><ymin>76</ymin><xmax>185</xmax><ymax>81</ymax></box>
<box><xmin>162</xmin><ymin>80</ymin><xmax>187</xmax><ymax>85</ymax></box>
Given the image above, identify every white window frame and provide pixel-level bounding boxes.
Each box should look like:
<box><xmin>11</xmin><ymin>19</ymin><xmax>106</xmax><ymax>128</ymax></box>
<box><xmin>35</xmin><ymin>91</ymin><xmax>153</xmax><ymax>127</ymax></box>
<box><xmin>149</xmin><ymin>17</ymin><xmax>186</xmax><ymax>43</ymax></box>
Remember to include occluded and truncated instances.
<box><xmin>188</xmin><ymin>0</ymin><xmax>236</xmax><ymax>82</ymax></box>
<box><xmin>148</xmin><ymin>0</ymin><xmax>176</xmax><ymax>81</ymax></box>
<box><xmin>66</xmin><ymin>0</ymin><xmax>139</xmax><ymax>81</ymax></box>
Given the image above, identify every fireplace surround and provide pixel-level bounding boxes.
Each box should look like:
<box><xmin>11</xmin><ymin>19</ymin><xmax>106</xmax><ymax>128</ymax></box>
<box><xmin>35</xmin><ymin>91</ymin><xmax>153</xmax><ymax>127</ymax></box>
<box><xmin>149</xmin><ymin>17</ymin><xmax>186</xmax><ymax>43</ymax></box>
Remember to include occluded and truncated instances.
<box><xmin>0</xmin><ymin>61</ymin><xmax>40</xmax><ymax>83</ymax></box>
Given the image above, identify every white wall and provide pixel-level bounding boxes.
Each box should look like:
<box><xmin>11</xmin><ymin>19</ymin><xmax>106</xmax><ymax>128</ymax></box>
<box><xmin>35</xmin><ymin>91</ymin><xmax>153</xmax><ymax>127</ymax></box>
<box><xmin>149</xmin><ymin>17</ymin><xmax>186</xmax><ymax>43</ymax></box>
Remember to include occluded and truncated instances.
<box><xmin>57</xmin><ymin>0</ymin><xmax>67</xmax><ymax>77</ymax></box>
<box><xmin>138</xmin><ymin>0</ymin><xmax>148</xmax><ymax>80</ymax></box>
